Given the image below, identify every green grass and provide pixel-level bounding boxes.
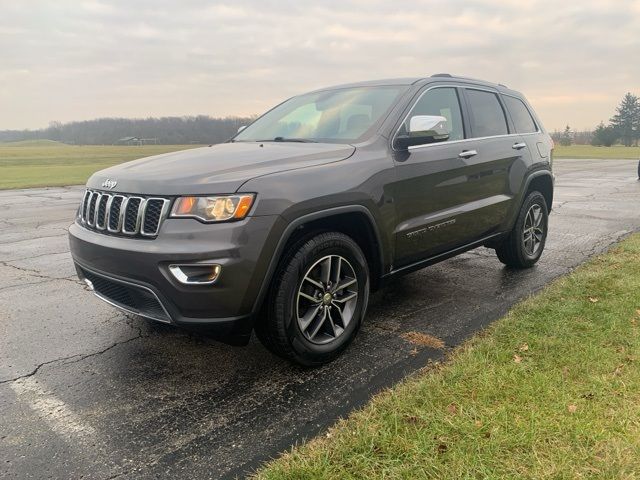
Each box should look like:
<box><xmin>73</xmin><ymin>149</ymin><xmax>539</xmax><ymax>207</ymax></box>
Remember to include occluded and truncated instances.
<box><xmin>0</xmin><ymin>141</ymin><xmax>203</xmax><ymax>189</ymax></box>
<box><xmin>1</xmin><ymin>139</ymin><xmax>69</xmax><ymax>147</ymax></box>
<box><xmin>258</xmin><ymin>234</ymin><xmax>640</xmax><ymax>479</ymax></box>
<box><xmin>554</xmin><ymin>144</ymin><xmax>640</xmax><ymax>159</ymax></box>
<box><xmin>1</xmin><ymin>140</ymin><xmax>638</xmax><ymax>190</ymax></box>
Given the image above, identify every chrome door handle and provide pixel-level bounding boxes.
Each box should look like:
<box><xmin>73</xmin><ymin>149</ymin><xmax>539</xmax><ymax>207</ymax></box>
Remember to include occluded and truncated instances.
<box><xmin>458</xmin><ymin>150</ymin><xmax>478</xmax><ymax>158</ymax></box>
<box><xmin>512</xmin><ymin>142</ymin><xmax>527</xmax><ymax>150</ymax></box>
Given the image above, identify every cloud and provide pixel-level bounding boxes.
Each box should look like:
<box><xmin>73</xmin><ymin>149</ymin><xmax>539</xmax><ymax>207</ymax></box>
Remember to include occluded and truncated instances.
<box><xmin>0</xmin><ymin>0</ymin><xmax>638</xmax><ymax>130</ymax></box>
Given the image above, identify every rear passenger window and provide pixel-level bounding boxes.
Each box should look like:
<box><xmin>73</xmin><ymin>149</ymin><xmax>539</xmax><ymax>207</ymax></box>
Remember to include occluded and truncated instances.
<box><xmin>503</xmin><ymin>95</ymin><xmax>537</xmax><ymax>134</ymax></box>
<box><xmin>465</xmin><ymin>89</ymin><xmax>508</xmax><ymax>137</ymax></box>
<box><xmin>402</xmin><ymin>87</ymin><xmax>464</xmax><ymax>141</ymax></box>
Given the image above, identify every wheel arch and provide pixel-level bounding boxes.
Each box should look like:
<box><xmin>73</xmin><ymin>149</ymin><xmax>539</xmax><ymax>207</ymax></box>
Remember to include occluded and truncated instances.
<box><xmin>490</xmin><ymin>169</ymin><xmax>554</xmax><ymax>249</ymax></box>
<box><xmin>251</xmin><ymin>206</ymin><xmax>385</xmax><ymax>318</ymax></box>
<box><xmin>502</xmin><ymin>169</ymin><xmax>554</xmax><ymax>234</ymax></box>
<box><xmin>525</xmin><ymin>171</ymin><xmax>554</xmax><ymax>211</ymax></box>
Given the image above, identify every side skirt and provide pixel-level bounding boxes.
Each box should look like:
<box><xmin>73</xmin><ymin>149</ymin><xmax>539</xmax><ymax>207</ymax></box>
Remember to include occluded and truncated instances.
<box><xmin>381</xmin><ymin>232</ymin><xmax>505</xmax><ymax>282</ymax></box>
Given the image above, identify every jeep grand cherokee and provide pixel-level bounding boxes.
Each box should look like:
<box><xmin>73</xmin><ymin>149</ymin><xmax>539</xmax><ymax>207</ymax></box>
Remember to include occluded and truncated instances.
<box><xmin>69</xmin><ymin>74</ymin><xmax>554</xmax><ymax>366</ymax></box>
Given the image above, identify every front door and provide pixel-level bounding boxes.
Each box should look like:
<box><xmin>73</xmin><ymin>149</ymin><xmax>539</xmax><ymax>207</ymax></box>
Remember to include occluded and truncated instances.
<box><xmin>392</xmin><ymin>86</ymin><xmax>477</xmax><ymax>266</ymax></box>
<box><xmin>392</xmin><ymin>85</ymin><xmax>517</xmax><ymax>268</ymax></box>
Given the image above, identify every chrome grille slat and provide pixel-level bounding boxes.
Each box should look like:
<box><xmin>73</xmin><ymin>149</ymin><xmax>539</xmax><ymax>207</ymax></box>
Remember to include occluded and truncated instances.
<box><xmin>141</xmin><ymin>198</ymin><xmax>169</xmax><ymax>236</ymax></box>
<box><xmin>108</xmin><ymin>195</ymin><xmax>125</xmax><ymax>232</ymax></box>
<box><xmin>122</xmin><ymin>197</ymin><xmax>143</xmax><ymax>235</ymax></box>
<box><xmin>81</xmin><ymin>190</ymin><xmax>91</xmax><ymax>222</ymax></box>
<box><xmin>104</xmin><ymin>195</ymin><xmax>115</xmax><ymax>230</ymax></box>
<box><xmin>87</xmin><ymin>192</ymin><xmax>100</xmax><ymax>227</ymax></box>
<box><xmin>119</xmin><ymin>196</ymin><xmax>130</xmax><ymax>233</ymax></box>
<box><xmin>95</xmin><ymin>194</ymin><xmax>110</xmax><ymax>230</ymax></box>
<box><xmin>79</xmin><ymin>189</ymin><xmax>168</xmax><ymax>238</ymax></box>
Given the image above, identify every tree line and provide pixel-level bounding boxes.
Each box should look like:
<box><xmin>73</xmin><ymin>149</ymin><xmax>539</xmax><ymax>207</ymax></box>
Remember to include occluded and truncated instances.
<box><xmin>554</xmin><ymin>92</ymin><xmax>640</xmax><ymax>147</ymax></box>
<box><xmin>3</xmin><ymin>92</ymin><xmax>638</xmax><ymax>147</ymax></box>
<box><xmin>0</xmin><ymin>115</ymin><xmax>256</xmax><ymax>145</ymax></box>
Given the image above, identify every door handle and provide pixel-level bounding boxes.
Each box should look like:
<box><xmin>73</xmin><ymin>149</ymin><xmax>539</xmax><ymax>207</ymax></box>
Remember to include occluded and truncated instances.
<box><xmin>458</xmin><ymin>150</ymin><xmax>478</xmax><ymax>158</ymax></box>
<box><xmin>512</xmin><ymin>142</ymin><xmax>527</xmax><ymax>150</ymax></box>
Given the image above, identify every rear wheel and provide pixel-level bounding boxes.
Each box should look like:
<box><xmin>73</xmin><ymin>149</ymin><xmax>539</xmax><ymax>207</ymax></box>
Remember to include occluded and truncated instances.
<box><xmin>255</xmin><ymin>231</ymin><xmax>369</xmax><ymax>366</ymax></box>
<box><xmin>495</xmin><ymin>191</ymin><xmax>548</xmax><ymax>268</ymax></box>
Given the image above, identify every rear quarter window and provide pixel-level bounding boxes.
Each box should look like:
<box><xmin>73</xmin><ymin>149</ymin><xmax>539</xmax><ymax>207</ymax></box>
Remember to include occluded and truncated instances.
<box><xmin>503</xmin><ymin>95</ymin><xmax>538</xmax><ymax>134</ymax></box>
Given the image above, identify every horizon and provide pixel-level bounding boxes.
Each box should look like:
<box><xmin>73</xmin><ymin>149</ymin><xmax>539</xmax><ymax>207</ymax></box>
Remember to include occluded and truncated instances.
<box><xmin>2</xmin><ymin>0</ymin><xmax>639</xmax><ymax>132</ymax></box>
<box><xmin>0</xmin><ymin>110</ymin><xmax>613</xmax><ymax>135</ymax></box>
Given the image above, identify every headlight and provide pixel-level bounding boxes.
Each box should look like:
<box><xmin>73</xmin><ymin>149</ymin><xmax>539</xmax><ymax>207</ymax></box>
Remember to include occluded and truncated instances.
<box><xmin>170</xmin><ymin>194</ymin><xmax>255</xmax><ymax>222</ymax></box>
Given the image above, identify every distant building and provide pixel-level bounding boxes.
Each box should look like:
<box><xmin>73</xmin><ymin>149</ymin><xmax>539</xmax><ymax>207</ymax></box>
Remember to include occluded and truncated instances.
<box><xmin>116</xmin><ymin>136</ymin><xmax>158</xmax><ymax>145</ymax></box>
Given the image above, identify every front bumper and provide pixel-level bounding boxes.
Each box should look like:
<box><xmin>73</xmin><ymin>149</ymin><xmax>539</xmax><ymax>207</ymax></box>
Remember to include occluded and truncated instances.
<box><xmin>69</xmin><ymin>214</ymin><xmax>284</xmax><ymax>342</ymax></box>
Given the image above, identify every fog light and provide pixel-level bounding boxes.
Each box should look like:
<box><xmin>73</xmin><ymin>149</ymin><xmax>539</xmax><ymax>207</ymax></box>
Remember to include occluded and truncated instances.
<box><xmin>168</xmin><ymin>264</ymin><xmax>221</xmax><ymax>285</ymax></box>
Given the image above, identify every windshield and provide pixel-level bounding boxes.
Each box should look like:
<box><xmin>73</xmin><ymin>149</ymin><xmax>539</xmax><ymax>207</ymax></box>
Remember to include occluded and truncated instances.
<box><xmin>233</xmin><ymin>86</ymin><xmax>407</xmax><ymax>143</ymax></box>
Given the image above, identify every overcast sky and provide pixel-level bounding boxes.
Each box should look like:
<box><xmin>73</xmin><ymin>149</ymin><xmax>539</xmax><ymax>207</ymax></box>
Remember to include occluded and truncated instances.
<box><xmin>1</xmin><ymin>0</ymin><xmax>639</xmax><ymax>131</ymax></box>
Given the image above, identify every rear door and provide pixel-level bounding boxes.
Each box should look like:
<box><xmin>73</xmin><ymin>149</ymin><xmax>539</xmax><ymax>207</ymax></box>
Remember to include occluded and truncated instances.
<box><xmin>457</xmin><ymin>87</ymin><xmax>525</xmax><ymax>233</ymax></box>
<box><xmin>501</xmin><ymin>93</ymin><xmax>545</xmax><ymax>163</ymax></box>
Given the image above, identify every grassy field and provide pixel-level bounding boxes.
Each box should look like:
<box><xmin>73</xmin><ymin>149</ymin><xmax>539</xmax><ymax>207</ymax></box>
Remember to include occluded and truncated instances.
<box><xmin>554</xmin><ymin>144</ymin><xmax>640</xmax><ymax>159</ymax></box>
<box><xmin>0</xmin><ymin>140</ymin><xmax>202</xmax><ymax>189</ymax></box>
<box><xmin>1</xmin><ymin>140</ymin><xmax>638</xmax><ymax>190</ymax></box>
<box><xmin>258</xmin><ymin>234</ymin><xmax>640</xmax><ymax>479</ymax></box>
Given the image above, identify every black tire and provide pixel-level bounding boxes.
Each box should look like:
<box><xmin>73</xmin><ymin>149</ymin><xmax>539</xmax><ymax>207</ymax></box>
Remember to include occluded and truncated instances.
<box><xmin>255</xmin><ymin>231</ymin><xmax>370</xmax><ymax>366</ymax></box>
<box><xmin>495</xmin><ymin>191</ymin><xmax>548</xmax><ymax>268</ymax></box>
<box><xmin>637</xmin><ymin>160</ymin><xmax>640</xmax><ymax>179</ymax></box>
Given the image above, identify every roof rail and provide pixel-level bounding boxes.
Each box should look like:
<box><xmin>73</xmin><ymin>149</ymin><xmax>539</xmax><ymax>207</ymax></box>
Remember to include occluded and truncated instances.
<box><xmin>431</xmin><ymin>73</ymin><xmax>452</xmax><ymax>77</ymax></box>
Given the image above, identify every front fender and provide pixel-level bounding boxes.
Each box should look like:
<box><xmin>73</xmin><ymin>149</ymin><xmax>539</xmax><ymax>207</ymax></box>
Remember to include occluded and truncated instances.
<box><xmin>248</xmin><ymin>205</ymin><xmax>387</xmax><ymax>316</ymax></box>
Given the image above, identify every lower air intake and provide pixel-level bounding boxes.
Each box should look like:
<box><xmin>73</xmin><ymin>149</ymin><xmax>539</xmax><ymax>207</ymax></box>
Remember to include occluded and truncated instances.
<box><xmin>80</xmin><ymin>267</ymin><xmax>171</xmax><ymax>323</ymax></box>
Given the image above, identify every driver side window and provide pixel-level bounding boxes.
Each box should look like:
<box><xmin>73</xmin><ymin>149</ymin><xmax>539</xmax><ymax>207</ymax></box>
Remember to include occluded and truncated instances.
<box><xmin>403</xmin><ymin>87</ymin><xmax>465</xmax><ymax>141</ymax></box>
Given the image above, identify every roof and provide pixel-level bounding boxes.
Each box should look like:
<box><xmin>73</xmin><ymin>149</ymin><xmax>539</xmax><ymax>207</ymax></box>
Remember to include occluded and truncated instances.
<box><xmin>310</xmin><ymin>74</ymin><xmax>515</xmax><ymax>94</ymax></box>
<box><xmin>307</xmin><ymin>77</ymin><xmax>420</xmax><ymax>93</ymax></box>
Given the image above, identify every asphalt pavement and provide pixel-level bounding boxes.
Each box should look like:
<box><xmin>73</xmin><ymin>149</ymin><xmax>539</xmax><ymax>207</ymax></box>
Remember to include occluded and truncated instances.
<box><xmin>1</xmin><ymin>159</ymin><xmax>639</xmax><ymax>479</ymax></box>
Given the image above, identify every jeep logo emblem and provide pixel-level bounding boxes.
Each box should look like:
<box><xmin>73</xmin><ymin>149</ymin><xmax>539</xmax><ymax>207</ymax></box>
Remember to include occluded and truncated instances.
<box><xmin>102</xmin><ymin>179</ymin><xmax>118</xmax><ymax>190</ymax></box>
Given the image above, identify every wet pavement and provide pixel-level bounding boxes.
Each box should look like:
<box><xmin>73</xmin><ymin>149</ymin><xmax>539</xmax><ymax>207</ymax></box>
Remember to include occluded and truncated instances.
<box><xmin>1</xmin><ymin>159</ymin><xmax>639</xmax><ymax>479</ymax></box>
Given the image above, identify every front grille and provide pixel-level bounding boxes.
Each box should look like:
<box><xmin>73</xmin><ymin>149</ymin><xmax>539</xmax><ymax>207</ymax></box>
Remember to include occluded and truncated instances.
<box><xmin>80</xmin><ymin>267</ymin><xmax>171</xmax><ymax>323</ymax></box>
<box><xmin>79</xmin><ymin>190</ymin><xmax>169</xmax><ymax>238</ymax></box>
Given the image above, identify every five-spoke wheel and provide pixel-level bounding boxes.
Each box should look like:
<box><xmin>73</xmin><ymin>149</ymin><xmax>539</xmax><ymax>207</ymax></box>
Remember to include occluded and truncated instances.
<box><xmin>522</xmin><ymin>204</ymin><xmax>544</xmax><ymax>257</ymax></box>
<box><xmin>255</xmin><ymin>231</ymin><xmax>369</xmax><ymax>366</ymax></box>
<box><xmin>496</xmin><ymin>190</ymin><xmax>548</xmax><ymax>268</ymax></box>
<box><xmin>296</xmin><ymin>255</ymin><xmax>359</xmax><ymax>344</ymax></box>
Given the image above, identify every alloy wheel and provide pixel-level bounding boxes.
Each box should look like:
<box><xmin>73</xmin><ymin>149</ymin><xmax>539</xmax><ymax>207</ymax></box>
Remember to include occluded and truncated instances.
<box><xmin>295</xmin><ymin>255</ymin><xmax>359</xmax><ymax>345</ymax></box>
<box><xmin>522</xmin><ymin>204</ymin><xmax>544</xmax><ymax>257</ymax></box>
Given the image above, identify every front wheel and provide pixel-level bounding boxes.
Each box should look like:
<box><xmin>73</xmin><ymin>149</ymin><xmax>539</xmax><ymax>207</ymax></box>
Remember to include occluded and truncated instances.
<box><xmin>255</xmin><ymin>232</ymin><xmax>370</xmax><ymax>366</ymax></box>
<box><xmin>495</xmin><ymin>191</ymin><xmax>549</xmax><ymax>268</ymax></box>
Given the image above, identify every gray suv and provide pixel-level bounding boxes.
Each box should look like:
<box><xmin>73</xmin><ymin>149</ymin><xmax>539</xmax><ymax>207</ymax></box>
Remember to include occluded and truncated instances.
<box><xmin>69</xmin><ymin>74</ymin><xmax>554</xmax><ymax>365</ymax></box>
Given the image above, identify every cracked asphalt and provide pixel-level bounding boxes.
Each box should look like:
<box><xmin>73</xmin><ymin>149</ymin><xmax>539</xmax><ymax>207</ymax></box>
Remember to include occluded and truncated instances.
<box><xmin>1</xmin><ymin>159</ymin><xmax>639</xmax><ymax>479</ymax></box>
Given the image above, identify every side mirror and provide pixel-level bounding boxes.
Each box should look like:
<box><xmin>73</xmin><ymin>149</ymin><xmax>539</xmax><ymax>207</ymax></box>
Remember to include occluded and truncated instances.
<box><xmin>237</xmin><ymin>125</ymin><xmax>247</xmax><ymax>133</ymax></box>
<box><xmin>394</xmin><ymin>115</ymin><xmax>450</xmax><ymax>150</ymax></box>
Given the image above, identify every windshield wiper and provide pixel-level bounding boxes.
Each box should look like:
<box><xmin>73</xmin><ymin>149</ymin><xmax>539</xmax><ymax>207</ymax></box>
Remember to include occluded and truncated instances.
<box><xmin>271</xmin><ymin>137</ymin><xmax>317</xmax><ymax>143</ymax></box>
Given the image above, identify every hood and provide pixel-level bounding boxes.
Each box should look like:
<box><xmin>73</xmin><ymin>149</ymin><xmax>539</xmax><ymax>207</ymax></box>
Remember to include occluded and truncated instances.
<box><xmin>87</xmin><ymin>142</ymin><xmax>355</xmax><ymax>195</ymax></box>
